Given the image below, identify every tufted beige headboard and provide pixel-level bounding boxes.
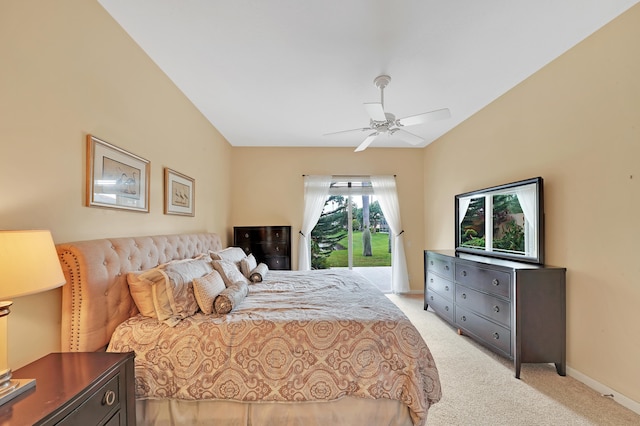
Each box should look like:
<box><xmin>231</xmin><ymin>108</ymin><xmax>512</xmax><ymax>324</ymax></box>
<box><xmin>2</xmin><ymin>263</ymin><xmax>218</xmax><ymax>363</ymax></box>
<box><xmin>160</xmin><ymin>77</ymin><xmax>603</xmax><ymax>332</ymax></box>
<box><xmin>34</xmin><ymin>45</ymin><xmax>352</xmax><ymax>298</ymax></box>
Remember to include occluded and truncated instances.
<box><xmin>56</xmin><ymin>233</ymin><xmax>222</xmax><ymax>352</ymax></box>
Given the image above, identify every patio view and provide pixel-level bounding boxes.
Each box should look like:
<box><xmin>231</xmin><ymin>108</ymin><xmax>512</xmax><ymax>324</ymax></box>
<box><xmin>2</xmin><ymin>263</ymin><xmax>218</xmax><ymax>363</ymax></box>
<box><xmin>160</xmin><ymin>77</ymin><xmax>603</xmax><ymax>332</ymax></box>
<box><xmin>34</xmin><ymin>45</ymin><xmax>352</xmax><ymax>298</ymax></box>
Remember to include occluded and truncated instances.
<box><xmin>310</xmin><ymin>194</ymin><xmax>392</xmax><ymax>292</ymax></box>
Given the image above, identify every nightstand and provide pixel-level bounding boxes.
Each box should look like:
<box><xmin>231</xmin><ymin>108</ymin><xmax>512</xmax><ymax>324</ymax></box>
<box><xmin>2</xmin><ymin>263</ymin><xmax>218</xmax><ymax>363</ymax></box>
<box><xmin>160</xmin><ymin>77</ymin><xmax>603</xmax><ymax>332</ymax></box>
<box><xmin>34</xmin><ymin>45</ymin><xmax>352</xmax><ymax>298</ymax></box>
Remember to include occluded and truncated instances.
<box><xmin>0</xmin><ymin>351</ymin><xmax>135</xmax><ymax>425</ymax></box>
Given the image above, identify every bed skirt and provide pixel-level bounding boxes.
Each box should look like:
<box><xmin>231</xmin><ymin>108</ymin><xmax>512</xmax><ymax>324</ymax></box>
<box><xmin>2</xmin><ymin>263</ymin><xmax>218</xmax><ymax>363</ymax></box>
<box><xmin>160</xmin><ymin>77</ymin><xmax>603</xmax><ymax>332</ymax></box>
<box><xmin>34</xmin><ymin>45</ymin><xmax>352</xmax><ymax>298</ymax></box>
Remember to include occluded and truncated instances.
<box><xmin>136</xmin><ymin>396</ymin><xmax>414</xmax><ymax>426</ymax></box>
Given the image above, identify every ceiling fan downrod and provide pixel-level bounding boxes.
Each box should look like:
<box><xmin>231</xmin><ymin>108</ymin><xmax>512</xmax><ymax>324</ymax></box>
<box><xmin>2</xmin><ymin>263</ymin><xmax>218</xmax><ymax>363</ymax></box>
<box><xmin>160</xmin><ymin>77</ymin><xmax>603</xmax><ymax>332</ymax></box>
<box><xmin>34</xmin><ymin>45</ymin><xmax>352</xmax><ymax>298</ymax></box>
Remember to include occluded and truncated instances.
<box><xmin>373</xmin><ymin>75</ymin><xmax>391</xmax><ymax>110</ymax></box>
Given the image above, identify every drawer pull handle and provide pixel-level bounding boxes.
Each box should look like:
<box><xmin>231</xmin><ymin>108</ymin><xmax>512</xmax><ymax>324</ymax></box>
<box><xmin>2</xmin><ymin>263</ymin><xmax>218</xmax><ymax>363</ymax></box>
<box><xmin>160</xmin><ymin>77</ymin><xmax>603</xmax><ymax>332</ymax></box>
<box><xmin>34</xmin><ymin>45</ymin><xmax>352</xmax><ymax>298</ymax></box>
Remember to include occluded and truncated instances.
<box><xmin>493</xmin><ymin>332</ymin><xmax>500</xmax><ymax>340</ymax></box>
<box><xmin>430</xmin><ymin>260</ymin><xmax>434</xmax><ymax>265</ymax></box>
<box><xmin>445</xmin><ymin>265</ymin><xmax>449</xmax><ymax>270</ymax></box>
<box><xmin>445</xmin><ymin>306</ymin><xmax>449</xmax><ymax>311</ymax></box>
<box><xmin>276</xmin><ymin>246</ymin><xmax>280</xmax><ymax>252</ymax></box>
<box><xmin>462</xmin><ymin>270</ymin><xmax>467</xmax><ymax>277</ymax></box>
<box><xmin>430</xmin><ymin>295</ymin><xmax>434</xmax><ymax>301</ymax></box>
<box><xmin>430</xmin><ymin>278</ymin><xmax>434</xmax><ymax>283</ymax></box>
<box><xmin>244</xmin><ymin>233</ymin><xmax>249</xmax><ymax>238</ymax></box>
<box><xmin>492</xmin><ymin>279</ymin><xmax>499</xmax><ymax>286</ymax></box>
<box><xmin>103</xmin><ymin>390</ymin><xmax>116</xmax><ymax>406</ymax></box>
<box><xmin>461</xmin><ymin>315</ymin><xmax>466</xmax><ymax>321</ymax></box>
<box><xmin>493</xmin><ymin>306</ymin><xmax>500</xmax><ymax>313</ymax></box>
<box><xmin>461</xmin><ymin>293</ymin><xmax>466</xmax><ymax>299</ymax></box>
<box><xmin>445</xmin><ymin>285</ymin><xmax>449</xmax><ymax>291</ymax></box>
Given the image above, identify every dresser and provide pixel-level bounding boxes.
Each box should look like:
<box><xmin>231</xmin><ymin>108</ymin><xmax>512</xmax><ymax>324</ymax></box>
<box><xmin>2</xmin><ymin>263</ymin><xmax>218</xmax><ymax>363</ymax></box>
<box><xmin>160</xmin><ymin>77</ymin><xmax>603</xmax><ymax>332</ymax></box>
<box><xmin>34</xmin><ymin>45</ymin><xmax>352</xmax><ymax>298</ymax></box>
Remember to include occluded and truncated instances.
<box><xmin>1</xmin><ymin>352</ymin><xmax>135</xmax><ymax>425</ymax></box>
<box><xmin>234</xmin><ymin>226</ymin><xmax>291</xmax><ymax>270</ymax></box>
<box><xmin>424</xmin><ymin>250</ymin><xmax>566</xmax><ymax>378</ymax></box>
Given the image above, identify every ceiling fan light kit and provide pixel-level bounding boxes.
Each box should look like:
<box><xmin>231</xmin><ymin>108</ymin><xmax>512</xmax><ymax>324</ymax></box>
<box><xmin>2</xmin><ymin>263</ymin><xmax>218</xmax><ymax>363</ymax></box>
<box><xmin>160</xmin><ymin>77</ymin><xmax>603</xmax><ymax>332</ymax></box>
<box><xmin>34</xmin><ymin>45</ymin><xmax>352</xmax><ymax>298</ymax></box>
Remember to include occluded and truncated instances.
<box><xmin>325</xmin><ymin>74</ymin><xmax>451</xmax><ymax>152</ymax></box>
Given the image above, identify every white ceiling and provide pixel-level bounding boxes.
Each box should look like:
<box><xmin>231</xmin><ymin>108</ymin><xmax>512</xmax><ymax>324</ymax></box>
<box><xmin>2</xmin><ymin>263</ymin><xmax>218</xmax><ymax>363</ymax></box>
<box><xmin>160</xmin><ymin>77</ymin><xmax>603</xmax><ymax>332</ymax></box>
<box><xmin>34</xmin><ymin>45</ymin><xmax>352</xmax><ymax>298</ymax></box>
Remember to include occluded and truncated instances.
<box><xmin>98</xmin><ymin>0</ymin><xmax>638</xmax><ymax>150</ymax></box>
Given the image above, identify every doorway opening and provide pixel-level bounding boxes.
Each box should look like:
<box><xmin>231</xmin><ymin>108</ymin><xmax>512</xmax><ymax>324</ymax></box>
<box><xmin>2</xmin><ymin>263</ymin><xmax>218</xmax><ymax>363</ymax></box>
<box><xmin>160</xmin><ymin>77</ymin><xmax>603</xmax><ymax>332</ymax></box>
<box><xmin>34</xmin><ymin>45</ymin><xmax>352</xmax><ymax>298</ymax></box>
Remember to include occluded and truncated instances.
<box><xmin>311</xmin><ymin>178</ymin><xmax>391</xmax><ymax>293</ymax></box>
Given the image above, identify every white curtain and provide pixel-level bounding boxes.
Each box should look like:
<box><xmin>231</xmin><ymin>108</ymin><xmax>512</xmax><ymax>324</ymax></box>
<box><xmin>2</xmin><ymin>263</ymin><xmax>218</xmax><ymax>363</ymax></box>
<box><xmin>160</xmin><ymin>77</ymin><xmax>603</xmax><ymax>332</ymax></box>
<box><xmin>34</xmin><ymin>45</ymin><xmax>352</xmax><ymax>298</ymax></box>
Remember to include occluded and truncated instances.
<box><xmin>515</xmin><ymin>184</ymin><xmax>537</xmax><ymax>257</ymax></box>
<box><xmin>458</xmin><ymin>197</ymin><xmax>471</xmax><ymax>224</ymax></box>
<box><xmin>370</xmin><ymin>175</ymin><xmax>410</xmax><ymax>294</ymax></box>
<box><xmin>298</xmin><ymin>175</ymin><xmax>332</xmax><ymax>270</ymax></box>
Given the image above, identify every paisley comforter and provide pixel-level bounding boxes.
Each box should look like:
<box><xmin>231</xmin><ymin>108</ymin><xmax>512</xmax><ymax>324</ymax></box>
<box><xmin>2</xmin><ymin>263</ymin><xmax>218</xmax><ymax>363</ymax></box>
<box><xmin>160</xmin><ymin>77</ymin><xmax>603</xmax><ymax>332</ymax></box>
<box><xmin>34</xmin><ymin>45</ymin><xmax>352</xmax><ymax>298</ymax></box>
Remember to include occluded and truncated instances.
<box><xmin>107</xmin><ymin>270</ymin><xmax>441</xmax><ymax>425</ymax></box>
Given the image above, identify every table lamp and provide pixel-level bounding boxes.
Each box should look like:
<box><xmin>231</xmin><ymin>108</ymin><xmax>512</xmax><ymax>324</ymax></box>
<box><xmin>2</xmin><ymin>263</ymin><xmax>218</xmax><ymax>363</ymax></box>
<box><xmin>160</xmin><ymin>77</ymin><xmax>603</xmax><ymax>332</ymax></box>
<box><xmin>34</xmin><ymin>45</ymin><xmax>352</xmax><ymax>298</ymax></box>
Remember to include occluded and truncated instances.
<box><xmin>0</xmin><ymin>230</ymin><xmax>66</xmax><ymax>405</ymax></box>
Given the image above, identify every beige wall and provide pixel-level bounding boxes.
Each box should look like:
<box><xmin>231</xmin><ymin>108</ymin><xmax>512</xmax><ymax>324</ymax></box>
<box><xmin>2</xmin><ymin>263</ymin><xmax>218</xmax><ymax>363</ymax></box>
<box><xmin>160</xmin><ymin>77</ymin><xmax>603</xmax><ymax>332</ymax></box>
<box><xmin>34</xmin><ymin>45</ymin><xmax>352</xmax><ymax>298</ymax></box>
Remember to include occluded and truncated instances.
<box><xmin>229</xmin><ymin>147</ymin><xmax>425</xmax><ymax>284</ymax></box>
<box><xmin>424</xmin><ymin>5</ymin><xmax>640</xmax><ymax>403</ymax></box>
<box><xmin>1</xmin><ymin>1</ymin><xmax>231</xmax><ymax>368</ymax></box>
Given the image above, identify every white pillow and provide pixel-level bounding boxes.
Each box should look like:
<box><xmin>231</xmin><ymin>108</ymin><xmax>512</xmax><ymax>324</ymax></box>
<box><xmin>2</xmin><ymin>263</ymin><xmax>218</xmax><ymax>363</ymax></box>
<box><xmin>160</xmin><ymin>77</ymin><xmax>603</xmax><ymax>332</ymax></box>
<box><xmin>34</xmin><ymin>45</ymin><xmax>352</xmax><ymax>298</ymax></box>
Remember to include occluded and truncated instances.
<box><xmin>240</xmin><ymin>253</ymin><xmax>258</xmax><ymax>278</ymax></box>
<box><xmin>212</xmin><ymin>259</ymin><xmax>250</xmax><ymax>287</ymax></box>
<box><xmin>209</xmin><ymin>247</ymin><xmax>247</xmax><ymax>266</ymax></box>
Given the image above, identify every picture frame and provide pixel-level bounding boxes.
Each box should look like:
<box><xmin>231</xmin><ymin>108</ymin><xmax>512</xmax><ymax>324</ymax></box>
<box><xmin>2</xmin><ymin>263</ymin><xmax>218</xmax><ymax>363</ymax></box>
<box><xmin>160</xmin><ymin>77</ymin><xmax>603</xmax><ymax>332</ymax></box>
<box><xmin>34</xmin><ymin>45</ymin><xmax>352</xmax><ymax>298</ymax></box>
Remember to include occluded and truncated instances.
<box><xmin>86</xmin><ymin>135</ymin><xmax>150</xmax><ymax>212</ymax></box>
<box><xmin>164</xmin><ymin>168</ymin><xmax>195</xmax><ymax>216</ymax></box>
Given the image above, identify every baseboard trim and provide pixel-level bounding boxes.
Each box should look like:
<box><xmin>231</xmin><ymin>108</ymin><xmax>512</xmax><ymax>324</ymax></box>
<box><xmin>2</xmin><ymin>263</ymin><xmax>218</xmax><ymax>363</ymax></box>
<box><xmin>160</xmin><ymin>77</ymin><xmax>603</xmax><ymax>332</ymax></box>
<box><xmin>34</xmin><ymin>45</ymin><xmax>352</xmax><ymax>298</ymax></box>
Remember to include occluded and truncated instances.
<box><xmin>567</xmin><ymin>366</ymin><xmax>640</xmax><ymax>415</ymax></box>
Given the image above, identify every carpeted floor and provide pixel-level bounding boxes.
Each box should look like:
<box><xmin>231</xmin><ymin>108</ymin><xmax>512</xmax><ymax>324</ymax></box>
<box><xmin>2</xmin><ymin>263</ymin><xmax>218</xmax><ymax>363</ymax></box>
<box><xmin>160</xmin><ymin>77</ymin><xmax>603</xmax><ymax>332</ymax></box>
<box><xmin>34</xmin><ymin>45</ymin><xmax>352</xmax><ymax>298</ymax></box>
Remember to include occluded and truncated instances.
<box><xmin>387</xmin><ymin>294</ymin><xmax>640</xmax><ymax>426</ymax></box>
<box><xmin>353</xmin><ymin>266</ymin><xmax>392</xmax><ymax>293</ymax></box>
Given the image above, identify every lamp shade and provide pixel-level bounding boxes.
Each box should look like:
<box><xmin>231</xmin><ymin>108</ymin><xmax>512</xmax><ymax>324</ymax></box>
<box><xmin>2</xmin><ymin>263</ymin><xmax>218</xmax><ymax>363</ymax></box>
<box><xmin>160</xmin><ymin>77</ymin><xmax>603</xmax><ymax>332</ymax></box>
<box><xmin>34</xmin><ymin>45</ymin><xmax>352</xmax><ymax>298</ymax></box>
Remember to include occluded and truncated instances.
<box><xmin>0</xmin><ymin>230</ymin><xmax>66</xmax><ymax>300</ymax></box>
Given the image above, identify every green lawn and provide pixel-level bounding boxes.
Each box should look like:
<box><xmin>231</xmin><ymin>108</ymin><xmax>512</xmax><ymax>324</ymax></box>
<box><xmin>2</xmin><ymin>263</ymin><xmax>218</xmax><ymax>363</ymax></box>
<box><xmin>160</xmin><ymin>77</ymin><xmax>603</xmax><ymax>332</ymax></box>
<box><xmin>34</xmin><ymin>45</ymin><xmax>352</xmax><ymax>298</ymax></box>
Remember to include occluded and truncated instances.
<box><xmin>327</xmin><ymin>231</ymin><xmax>391</xmax><ymax>267</ymax></box>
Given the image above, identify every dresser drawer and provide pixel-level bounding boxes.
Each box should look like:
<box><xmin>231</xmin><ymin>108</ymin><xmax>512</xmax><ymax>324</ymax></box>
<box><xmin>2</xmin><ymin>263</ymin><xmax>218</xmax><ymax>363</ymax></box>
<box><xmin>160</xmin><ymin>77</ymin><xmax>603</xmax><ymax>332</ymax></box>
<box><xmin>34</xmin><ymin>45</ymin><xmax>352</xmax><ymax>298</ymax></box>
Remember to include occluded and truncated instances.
<box><xmin>426</xmin><ymin>254</ymin><xmax>454</xmax><ymax>279</ymax></box>
<box><xmin>257</xmin><ymin>241</ymin><xmax>288</xmax><ymax>256</ymax></box>
<box><xmin>426</xmin><ymin>289</ymin><xmax>454</xmax><ymax>323</ymax></box>
<box><xmin>58</xmin><ymin>373</ymin><xmax>120</xmax><ymax>425</ymax></box>
<box><xmin>455</xmin><ymin>306</ymin><xmax>511</xmax><ymax>356</ymax></box>
<box><xmin>266</xmin><ymin>227</ymin><xmax>288</xmax><ymax>242</ymax></box>
<box><xmin>455</xmin><ymin>284</ymin><xmax>510</xmax><ymax>327</ymax></box>
<box><xmin>264</xmin><ymin>255</ymin><xmax>290</xmax><ymax>270</ymax></box>
<box><xmin>426</xmin><ymin>272</ymin><xmax>453</xmax><ymax>300</ymax></box>
<box><xmin>455</xmin><ymin>263</ymin><xmax>511</xmax><ymax>299</ymax></box>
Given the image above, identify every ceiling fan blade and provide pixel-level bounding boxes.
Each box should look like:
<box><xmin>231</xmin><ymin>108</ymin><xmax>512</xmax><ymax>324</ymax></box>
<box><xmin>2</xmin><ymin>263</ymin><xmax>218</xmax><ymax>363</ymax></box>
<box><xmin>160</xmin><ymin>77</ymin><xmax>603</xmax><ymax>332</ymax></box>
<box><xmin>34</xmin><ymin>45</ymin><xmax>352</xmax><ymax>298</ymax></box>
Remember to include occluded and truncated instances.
<box><xmin>395</xmin><ymin>128</ymin><xmax>425</xmax><ymax>145</ymax></box>
<box><xmin>323</xmin><ymin>127</ymin><xmax>371</xmax><ymax>136</ymax></box>
<box><xmin>354</xmin><ymin>133</ymin><xmax>379</xmax><ymax>152</ymax></box>
<box><xmin>364</xmin><ymin>102</ymin><xmax>386</xmax><ymax>122</ymax></box>
<box><xmin>396</xmin><ymin>108</ymin><xmax>451</xmax><ymax>127</ymax></box>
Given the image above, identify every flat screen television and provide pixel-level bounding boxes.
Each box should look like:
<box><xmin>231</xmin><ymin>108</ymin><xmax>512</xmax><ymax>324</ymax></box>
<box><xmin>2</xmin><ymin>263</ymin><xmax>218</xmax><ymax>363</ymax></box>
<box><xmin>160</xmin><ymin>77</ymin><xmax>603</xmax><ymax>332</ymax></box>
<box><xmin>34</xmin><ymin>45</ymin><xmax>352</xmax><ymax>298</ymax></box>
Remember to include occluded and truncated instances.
<box><xmin>455</xmin><ymin>177</ymin><xmax>544</xmax><ymax>264</ymax></box>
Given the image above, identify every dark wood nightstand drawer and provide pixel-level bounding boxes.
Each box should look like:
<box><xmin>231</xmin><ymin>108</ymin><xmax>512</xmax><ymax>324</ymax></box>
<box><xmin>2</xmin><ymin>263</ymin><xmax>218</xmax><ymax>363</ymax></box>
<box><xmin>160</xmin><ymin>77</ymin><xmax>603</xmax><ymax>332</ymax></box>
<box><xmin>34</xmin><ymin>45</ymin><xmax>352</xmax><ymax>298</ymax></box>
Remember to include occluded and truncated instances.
<box><xmin>58</xmin><ymin>373</ymin><xmax>120</xmax><ymax>425</ymax></box>
<box><xmin>6</xmin><ymin>352</ymin><xmax>135</xmax><ymax>426</ymax></box>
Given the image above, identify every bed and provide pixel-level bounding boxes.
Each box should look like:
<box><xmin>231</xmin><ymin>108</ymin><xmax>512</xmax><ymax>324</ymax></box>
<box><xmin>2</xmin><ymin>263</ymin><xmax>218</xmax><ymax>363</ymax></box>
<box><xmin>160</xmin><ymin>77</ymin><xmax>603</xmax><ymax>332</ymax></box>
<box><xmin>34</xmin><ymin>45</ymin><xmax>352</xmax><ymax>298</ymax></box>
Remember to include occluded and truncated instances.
<box><xmin>57</xmin><ymin>233</ymin><xmax>441</xmax><ymax>425</ymax></box>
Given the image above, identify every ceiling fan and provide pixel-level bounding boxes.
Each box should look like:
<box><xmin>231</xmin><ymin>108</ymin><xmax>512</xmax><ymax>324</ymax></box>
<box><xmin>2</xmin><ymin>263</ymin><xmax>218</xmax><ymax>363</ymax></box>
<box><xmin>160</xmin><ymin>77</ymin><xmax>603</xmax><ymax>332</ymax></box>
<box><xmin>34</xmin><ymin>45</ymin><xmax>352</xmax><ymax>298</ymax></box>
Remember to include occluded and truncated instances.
<box><xmin>325</xmin><ymin>75</ymin><xmax>451</xmax><ymax>152</ymax></box>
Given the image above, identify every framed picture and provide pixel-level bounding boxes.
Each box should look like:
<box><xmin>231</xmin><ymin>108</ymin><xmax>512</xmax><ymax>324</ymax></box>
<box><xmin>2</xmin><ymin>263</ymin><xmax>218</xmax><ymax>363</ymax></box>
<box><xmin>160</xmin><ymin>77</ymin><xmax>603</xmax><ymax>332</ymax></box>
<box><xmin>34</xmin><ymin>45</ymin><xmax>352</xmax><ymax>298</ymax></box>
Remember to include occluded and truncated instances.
<box><xmin>86</xmin><ymin>135</ymin><xmax>150</xmax><ymax>212</ymax></box>
<box><xmin>164</xmin><ymin>168</ymin><xmax>195</xmax><ymax>216</ymax></box>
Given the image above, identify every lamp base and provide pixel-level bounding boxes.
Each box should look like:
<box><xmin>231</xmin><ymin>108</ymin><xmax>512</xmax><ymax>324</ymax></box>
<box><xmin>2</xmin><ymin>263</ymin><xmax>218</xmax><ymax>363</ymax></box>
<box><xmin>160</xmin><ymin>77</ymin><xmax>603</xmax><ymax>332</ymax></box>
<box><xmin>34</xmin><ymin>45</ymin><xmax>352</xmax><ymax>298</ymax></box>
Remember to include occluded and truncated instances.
<box><xmin>0</xmin><ymin>378</ymin><xmax>35</xmax><ymax>406</ymax></box>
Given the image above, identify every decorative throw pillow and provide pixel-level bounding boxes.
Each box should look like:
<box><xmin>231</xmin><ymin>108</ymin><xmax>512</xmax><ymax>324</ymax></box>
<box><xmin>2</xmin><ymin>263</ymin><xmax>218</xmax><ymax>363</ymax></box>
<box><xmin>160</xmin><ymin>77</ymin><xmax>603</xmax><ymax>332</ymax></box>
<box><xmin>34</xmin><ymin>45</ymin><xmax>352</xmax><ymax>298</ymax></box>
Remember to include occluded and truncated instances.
<box><xmin>212</xmin><ymin>259</ymin><xmax>250</xmax><ymax>287</ymax></box>
<box><xmin>209</xmin><ymin>247</ymin><xmax>247</xmax><ymax>266</ymax></box>
<box><xmin>249</xmin><ymin>263</ymin><xmax>269</xmax><ymax>283</ymax></box>
<box><xmin>214</xmin><ymin>281</ymin><xmax>249</xmax><ymax>314</ymax></box>
<box><xmin>161</xmin><ymin>258</ymin><xmax>215</xmax><ymax>322</ymax></box>
<box><xmin>239</xmin><ymin>253</ymin><xmax>258</xmax><ymax>278</ymax></box>
<box><xmin>127</xmin><ymin>257</ymin><xmax>214</xmax><ymax>326</ymax></box>
<box><xmin>127</xmin><ymin>268</ymin><xmax>168</xmax><ymax>318</ymax></box>
<box><xmin>193</xmin><ymin>270</ymin><xmax>226</xmax><ymax>314</ymax></box>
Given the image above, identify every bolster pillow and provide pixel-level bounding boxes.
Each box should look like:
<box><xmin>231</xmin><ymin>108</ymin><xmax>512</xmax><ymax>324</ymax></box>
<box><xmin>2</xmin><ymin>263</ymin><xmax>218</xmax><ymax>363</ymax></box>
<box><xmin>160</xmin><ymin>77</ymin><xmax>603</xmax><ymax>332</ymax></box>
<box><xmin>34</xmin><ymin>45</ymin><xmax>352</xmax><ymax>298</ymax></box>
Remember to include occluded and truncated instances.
<box><xmin>214</xmin><ymin>280</ymin><xmax>249</xmax><ymax>314</ymax></box>
<box><xmin>249</xmin><ymin>263</ymin><xmax>269</xmax><ymax>283</ymax></box>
